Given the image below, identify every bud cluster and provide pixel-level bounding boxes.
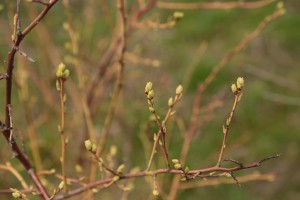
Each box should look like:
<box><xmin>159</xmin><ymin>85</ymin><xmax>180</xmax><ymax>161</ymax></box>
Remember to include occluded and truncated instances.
<box><xmin>231</xmin><ymin>77</ymin><xmax>244</xmax><ymax>94</ymax></box>
<box><xmin>84</xmin><ymin>140</ymin><xmax>97</xmax><ymax>153</ymax></box>
<box><xmin>56</xmin><ymin>63</ymin><xmax>70</xmax><ymax>80</ymax></box>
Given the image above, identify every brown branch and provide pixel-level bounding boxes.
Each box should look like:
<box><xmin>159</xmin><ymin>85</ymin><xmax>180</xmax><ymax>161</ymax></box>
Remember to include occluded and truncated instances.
<box><xmin>156</xmin><ymin>0</ymin><xmax>276</xmax><ymax>10</ymax></box>
<box><xmin>0</xmin><ymin>188</ymin><xmax>37</xmax><ymax>195</ymax></box>
<box><xmin>0</xmin><ymin>163</ymin><xmax>29</xmax><ymax>189</ymax></box>
<box><xmin>216</xmin><ymin>89</ymin><xmax>242</xmax><ymax>167</ymax></box>
<box><xmin>53</xmin><ymin>154</ymin><xmax>280</xmax><ymax>200</ymax></box>
<box><xmin>2</xmin><ymin>0</ymin><xmax>60</xmax><ymax>199</ymax></box>
<box><xmin>179</xmin><ymin>171</ymin><xmax>275</xmax><ymax>189</ymax></box>
<box><xmin>131</xmin><ymin>0</ymin><xmax>157</xmax><ymax>27</ymax></box>
<box><xmin>29</xmin><ymin>0</ymin><xmax>49</xmax><ymax>6</ymax></box>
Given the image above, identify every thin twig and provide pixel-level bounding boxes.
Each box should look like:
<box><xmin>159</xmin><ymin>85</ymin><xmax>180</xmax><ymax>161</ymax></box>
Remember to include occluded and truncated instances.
<box><xmin>216</xmin><ymin>91</ymin><xmax>241</xmax><ymax>167</ymax></box>
<box><xmin>0</xmin><ymin>163</ymin><xmax>29</xmax><ymax>189</ymax></box>
<box><xmin>59</xmin><ymin>79</ymin><xmax>67</xmax><ymax>192</ymax></box>
<box><xmin>179</xmin><ymin>171</ymin><xmax>275</xmax><ymax>189</ymax></box>
<box><xmin>229</xmin><ymin>172</ymin><xmax>241</xmax><ymax>187</ymax></box>
<box><xmin>156</xmin><ymin>0</ymin><xmax>276</xmax><ymax>10</ymax></box>
<box><xmin>28</xmin><ymin>0</ymin><xmax>49</xmax><ymax>6</ymax></box>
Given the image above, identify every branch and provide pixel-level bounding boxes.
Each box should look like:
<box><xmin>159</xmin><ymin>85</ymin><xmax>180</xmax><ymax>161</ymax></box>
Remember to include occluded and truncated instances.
<box><xmin>2</xmin><ymin>0</ymin><xmax>60</xmax><ymax>199</ymax></box>
<box><xmin>156</xmin><ymin>0</ymin><xmax>276</xmax><ymax>10</ymax></box>
<box><xmin>179</xmin><ymin>172</ymin><xmax>276</xmax><ymax>189</ymax></box>
<box><xmin>53</xmin><ymin>154</ymin><xmax>280</xmax><ymax>200</ymax></box>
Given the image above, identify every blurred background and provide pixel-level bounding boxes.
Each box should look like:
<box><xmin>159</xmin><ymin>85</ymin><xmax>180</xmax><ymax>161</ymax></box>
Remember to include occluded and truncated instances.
<box><xmin>0</xmin><ymin>0</ymin><xmax>299</xmax><ymax>199</ymax></box>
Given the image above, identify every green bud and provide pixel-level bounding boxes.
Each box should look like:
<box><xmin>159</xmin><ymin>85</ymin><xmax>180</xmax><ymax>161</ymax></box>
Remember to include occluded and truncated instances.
<box><xmin>222</xmin><ymin>125</ymin><xmax>226</xmax><ymax>134</ymax></box>
<box><xmin>174</xmin><ymin>163</ymin><xmax>182</xmax><ymax>170</ymax></box>
<box><xmin>117</xmin><ymin>164</ymin><xmax>125</xmax><ymax>174</ymax></box>
<box><xmin>63</xmin><ymin>69</ymin><xmax>70</xmax><ymax>79</ymax></box>
<box><xmin>172</xmin><ymin>159</ymin><xmax>179</xmax><ymax>164</ymax></box>
<box><xmin>184</xmin><ymin>166</ymin><xmax>189</xmax><ymax>173</ymax></box>
<box><xmin>231</xmin><ymin>84</ymin><xmax>237</xmax><ymax>94</ymax></box>
<box><xmin>162</xmin><ymin>125</ymin><xmax>167</xmax><ymax>133</ymax></box>
<box><xmin>147</xmin><ymin>90</ymin><xmax>155</xmax><ymax>99</ymax></box>
<box><xmin>110</xmin><ymin>145</ymin><xmax>117</xmax><ymax>156</ymax></box>
<box><xmin>113</xmin><ymin>175</ymin><xmax>120</xmax><ymax>182</ymax></box>
<box><xmin>63</xmin><ymin>22</ymin><xmax>70</xmax><ymax>31</ymax></box>
<box><xmin>276</xmin><ymin>1</ymin><xmax>284</xmax><ymax>9</ymax></box>
<box><xmin>159</xmin><ymin>139</ymin><xmax>162</xmax><ymax>146</ymax></box>
<box><xmin>63</xmin><ymin>94</ymin><xmax>67</xmax><ymax>103</ymax></box>
<box><xmin>91</xmin><ymin>144</ymin><xmax>97</xmax><ymax>153</ymax></box>
<box><xmin>238</xmin><ymin>93</ymin><xmax>243</xmax><ymax>102</ymax></box>
<box><xmin>145</xmin><ymin>82</ymin><xmax>153</xmax><ymax>93</ymax></box>
<box><xmin>12</xmin><ymin>191</ymin><xmax>22</xmax><ymax>198</ymax></box>
<box><xmin>75</xmin><ymin>165</ymin><xmax>82</xmax><ymax>173</ymax></box>
<box><xmin>92</xmin><ymin>188</ymin><xmax>99</xmax><ymax>193</ymax></box>
<box><xmin>236</xmin><ymin>77</ymin><xmax>244</xmax><ymax>89</ymax></box>
<box><xmin>149</xmin><ymin>107</ymin><xmax>155</xmax><ymax>113</ymax></box>
<box><xmin>56</xmin><ymin>62</ymin><xmax>70</xmax><ymax>80</ymax></box>
<box><xmin>84</xmin><ymin>140</ymin><xmax>92</xmax><ymax>151</ymax></box>
<box><xmin>170</xmin><ymin>111</ymin><xmax>176</xmax><ymax>116</ymax></box>
<box><xmin>56</xmin><ymin>80</ymin><xmax>61</xmax><ymax>91</ymax></box>
<box><xmin>175</xmin><ymin>85</ymin><xmax>183</xmax><ymax>95</ymax></box>
<box><xmin>226</xmin><ymin>118</ymin><xmax>231</xmax><ymax>126</ymax></box>
<box><xmin>56</xmin><ymin>63</ymin><xmax>66</xmax><ymax>78</ymax></box>
<box><xmin>168</xmin><ymin>98</ymin><xmax>174</xmax><ymax>107</ymax></box>
<box><xmin>152</xmin><ymin>189</ymin><xmax>159</xmax><ymax>196</ymax></box>
<box><xmin>58</xmin><ymin>181</ymin><xmax>65</xmax><ymax>190</ymax></box>
<box><xmin>173</xmin><ymin>11</ymin><xmax>184</xmax><ymax>20</ymax></box>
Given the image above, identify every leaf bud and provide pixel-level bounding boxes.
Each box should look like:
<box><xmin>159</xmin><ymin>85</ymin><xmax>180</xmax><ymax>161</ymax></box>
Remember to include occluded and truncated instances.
<box><xmin>117</xmin><ymin>164</ymin><xmax>125</xmax><ymax>174</ymax></box>
<box><xmin>147</xmin><ymin>90</ymin><xmax>155</xmax><ymax>99</ymax></box>
<box><xmin>152</xmin><ymin>189</ymin><xmax>159</xmax><ymax>196</ymax></box>
<box><xmin>84</xmin><ymin>140</ymin><xmax>92</xmax><ymax>151</ymax></box>
<box><xmin>173</xmin><ymin>11</ymin><xmax>184</xmax><ymax>20</ymax></box>
<box><xmin>149</xmin><ymin>107</ymin><xmax>155</xmax><ymax>113</ymax></box>
<box><xmin>168</xmin><ymin>98</ymin><xmax>174</xmax><ymax>107</ymax></box>
<box><xmin>175</xmin><ymin>85</ymin><xmax>183</xmax><ymax>95</ymax></box>
<box><xmin>145</xmin><ymin>82</ymin><xmax>153</xmax><ymax>93</ymax></box>
<box><xmin>174</xmin><ymin>163</ymin><xmax>182</xmax><ymax>170</ymax></box>
<box><xmin>91</xmin><ymin>144</ymin><xmax>97</xmax><ymax>153</ymax></box>
<box><xmin>113</xmin><ymin>175</ymin><xmax>120</xmax><ymax>182</ymax></box>
<box><xmin>236</xmin><ymin>77</ymin><xmax>244</xmax><ymax>89</ymax></box>
<box><xmin>231</xmin><ymin>84</ymin><xmax>237</xmax><ymax>94</ymax></box>
<box><xmin>58</xmin><ymin>181</ymin><xmax>65</xmax><ymax>190</ymax></box>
